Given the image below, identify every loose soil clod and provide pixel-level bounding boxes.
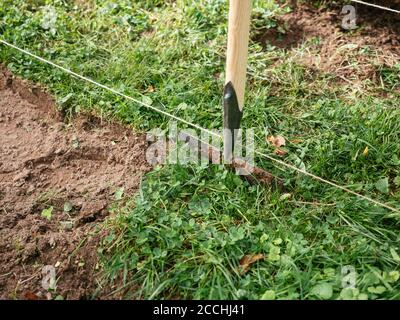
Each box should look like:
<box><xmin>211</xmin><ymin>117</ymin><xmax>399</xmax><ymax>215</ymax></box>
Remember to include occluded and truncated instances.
<box><xmin>0</xmin><ymin>67</ymin><xmax>152</xmax><ymax>299</ymax></box>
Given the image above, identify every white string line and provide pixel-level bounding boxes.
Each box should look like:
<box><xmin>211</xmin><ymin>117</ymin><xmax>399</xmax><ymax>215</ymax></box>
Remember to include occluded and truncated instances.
<box><xmin>1</xmin><ymin>39</ymin><xmax>398</xmax><ymax>213</ymax></box>
<box><xmin>0</xmin><ymin>40</ymin><xmax>221</xmax><ymax>140</ymax></box>
<box><xmin>350</xmin><ymin>0</ymin><xmax>400</xmax><ymax>14</ymax></box>
<box><xmin>254</xmin><ymin>150</ymin><xmax>398</xmax><ymax>213</ymax></box>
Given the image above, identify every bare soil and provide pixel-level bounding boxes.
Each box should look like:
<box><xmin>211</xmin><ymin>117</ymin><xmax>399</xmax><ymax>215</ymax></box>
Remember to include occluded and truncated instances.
<box><xmin>0</xmin><ymin>67</ymin><xmax>152</xmax><ymax>299</ymax></box>
<box><xmin>255</xmin><ymin>2</ymin><xmax>400</xmax><ymax>83</ymax></box>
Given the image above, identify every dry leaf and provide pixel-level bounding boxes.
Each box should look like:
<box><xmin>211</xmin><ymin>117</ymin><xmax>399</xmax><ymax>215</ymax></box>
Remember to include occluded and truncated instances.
<box><xmin>275</xmin><ymin>148</ymin><xmax>287</xmax><ymax>156</ymax></box>
<box><xmin>267</xmin><ymin>135</ymin><xmax>286</xmax><ymax>148</ymax></box>
<box><xmin>239</xmin><ymin>254</ymin><xmax>264</xmax><ymax>273</ymax></box>
<box><xmin>146</xmin><ymin>86</ymin><xmax>155</xmax><ymax>93</ymax></box>
<box><xmin>267</xmin><ymin>135</ymin><xmax>275</xmax><ymax>143</ymax></box>
<box><xmin>279</xmin><ymin>193</ymin><xmax>292</xmax><ymax>201</ymax></box>
<box><xmin>24</xmin><ymin>291</ymin><xmax>39</xmax><ymax>300</ymax></box>
<box><xmin>267</xmin><ymin>135</ymin><xmax>288</xmax><ymax>156</ymax></box>
<box><xmin>274</xmin><ymin>135</ymin><xmax>286</xmax><ymax>148</ymax></box>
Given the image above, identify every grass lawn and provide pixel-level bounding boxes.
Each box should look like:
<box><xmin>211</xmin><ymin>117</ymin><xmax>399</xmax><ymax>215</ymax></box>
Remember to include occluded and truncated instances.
<box><xmin>1</xmin><ymin>0</ymin><xmax>400</xmax><ymax>299</ymax></box>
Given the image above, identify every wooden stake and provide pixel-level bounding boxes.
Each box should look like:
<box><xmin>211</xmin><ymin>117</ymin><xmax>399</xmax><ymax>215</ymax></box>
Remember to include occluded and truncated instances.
<box><xmin>225</xmin><ymin>0</ymin><xmax>252</xmax><ymax>111</ymax></box>
<box><xmin>223</xmin><ymin>0</ymin><xmax>252</xmax><ymax>162</ymax></box>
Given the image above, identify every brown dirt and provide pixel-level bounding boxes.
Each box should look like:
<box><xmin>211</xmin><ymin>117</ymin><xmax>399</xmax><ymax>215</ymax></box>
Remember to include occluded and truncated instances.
<box><xmin>0</xmin><ymin>67</ymin><xmax>152</xmax><ymax>300</ymax></box>
<box><xmin>255</xmin><ymin>2</ymin><xmax>400</xmax><ymax>83</ymax></box>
